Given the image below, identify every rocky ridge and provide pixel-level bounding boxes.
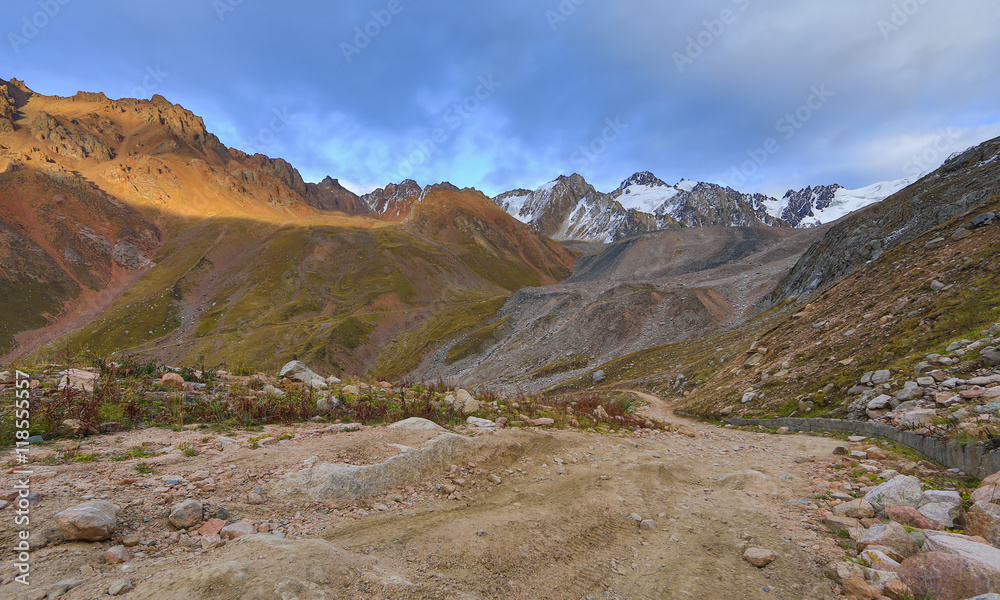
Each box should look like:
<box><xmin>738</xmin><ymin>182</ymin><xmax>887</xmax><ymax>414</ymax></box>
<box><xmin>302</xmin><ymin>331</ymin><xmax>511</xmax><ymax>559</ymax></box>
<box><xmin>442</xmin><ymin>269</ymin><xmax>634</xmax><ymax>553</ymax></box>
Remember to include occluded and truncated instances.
<box><xmin>492</xmin><ymin>170</ymin><xmax>910</xmax><ymax>243</ymax></box>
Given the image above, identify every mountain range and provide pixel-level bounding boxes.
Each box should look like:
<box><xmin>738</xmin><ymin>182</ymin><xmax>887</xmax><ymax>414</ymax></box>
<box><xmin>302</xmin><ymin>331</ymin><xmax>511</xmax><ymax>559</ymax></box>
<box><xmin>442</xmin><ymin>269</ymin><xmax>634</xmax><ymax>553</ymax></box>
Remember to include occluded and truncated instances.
<box><xmin>3</xmin><ymin>74</ymin><xmax>999</xmax><ymax>413</ymax></box>
<box><xmin>491</xmin><ymin>171</ymin><xmax>917</xmax><ymax>243</ymax></box>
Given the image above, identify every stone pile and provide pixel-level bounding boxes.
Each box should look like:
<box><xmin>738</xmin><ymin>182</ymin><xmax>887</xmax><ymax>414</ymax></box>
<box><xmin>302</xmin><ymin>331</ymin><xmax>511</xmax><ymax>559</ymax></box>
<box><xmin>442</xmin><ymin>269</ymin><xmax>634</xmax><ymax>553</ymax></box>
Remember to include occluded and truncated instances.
<box><xmin>818</xmin><ymin>442</ymin><xmax>1000</xmax><ymax>599</ymax></box>
<box><xmin>846</xmin><ymin>325</ymin><xmax>1000</xmax><ymax>441</ymax></box>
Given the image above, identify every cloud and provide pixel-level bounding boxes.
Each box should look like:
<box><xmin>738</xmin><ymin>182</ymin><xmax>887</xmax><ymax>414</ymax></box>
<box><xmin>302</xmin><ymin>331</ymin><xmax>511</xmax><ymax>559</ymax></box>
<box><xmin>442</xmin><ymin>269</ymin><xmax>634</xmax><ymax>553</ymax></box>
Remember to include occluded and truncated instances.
<box><xmin>2</xmin><ymin>0</ymin><xmax>998</xmax><ymax>197</ymax></box>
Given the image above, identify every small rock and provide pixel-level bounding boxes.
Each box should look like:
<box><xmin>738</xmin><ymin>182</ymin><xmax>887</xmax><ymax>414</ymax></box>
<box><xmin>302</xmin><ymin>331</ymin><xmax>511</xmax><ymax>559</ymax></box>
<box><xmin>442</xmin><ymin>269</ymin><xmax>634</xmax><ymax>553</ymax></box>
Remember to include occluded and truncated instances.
<box><xmin>168</xmin><ymin>499</ymin><xmax>203</xmax><ymax>529</ymax></box>
<box><xmin>247</xmin><ymin>492</ymin><xmax>265</xmax><ymax>505</ymax></box>
<box><xmin>885</xmin><ymin>505</ymin><xmax>944</xmax><ymax>531</ymax></box>
<box><xmin>592</xmin><ymin>370</ymin><xmax>606</xmax><ymax>383</ymax></box>
<box><xmin>105</xmin><ymin>545</ymin><xmax>130</xmax><ymax>564</ymax></box>
<box><xmin>743</xmin><ymin>547</ymin><xmax>776</xmax><ymax>567</ymax></box>
<box><xmin>466</xmin><ymin>417</ymin><xmax>496</xmax><ymax>428</ymax></box>
<box><xmin>55</xmin><ymin>500</ymin><xmax>119</xmax><ymax>541</ymax></box>
<box><xmin>882</xmin><ymin>578</ymin><xmax>911</xmax><ymax>600</ymax></box>
<box><xmin>220</xmin><ymin>521</ymin><xmax>256</xmax><ymax>540</ymax></box>
<box><xmin>639</xmin><ymin>519</ymin><xmax>657</xmax><ymax>531</ymax></box>
<box><xmin>834</xmin><ymin>498</ymin><xmax>875</xmax><ymax>519</ymax></box>
<box><xmin>108</xmin><ymin>578</ymin><xmax>135</xmax><ymax>596</ymax></box>
<box><xmin>160</xmin><ymin>372</ymin><xmax>185</xmax><ymax>388</ymax></box>
<box><xmin>527</xmin><ymin>418</ymin><xmax>554</xmax><ymax>426</ymax></box>
<box><xmin>197</xmin><ymin>518</ymin><xmax>227</xmax><ymax>537</ymax></box>
<box><xmin>842</xmin><ymin>576</ymin><xmax>878</xmax><ymax>600</ymax></box>
<box><xmin>871</xmin><ymin>370</ymin><xmax>892</xmax><ymax>385</ymax></box>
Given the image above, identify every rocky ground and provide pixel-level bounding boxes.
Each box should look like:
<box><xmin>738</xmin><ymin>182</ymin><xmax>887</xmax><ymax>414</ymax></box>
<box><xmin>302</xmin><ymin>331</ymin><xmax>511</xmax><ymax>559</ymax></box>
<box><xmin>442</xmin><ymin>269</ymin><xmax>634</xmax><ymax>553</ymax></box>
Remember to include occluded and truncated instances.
<box><xmin>2</xmin><ymin>387</ymin><xmax>995</xmax><ymax>600</ymax></box>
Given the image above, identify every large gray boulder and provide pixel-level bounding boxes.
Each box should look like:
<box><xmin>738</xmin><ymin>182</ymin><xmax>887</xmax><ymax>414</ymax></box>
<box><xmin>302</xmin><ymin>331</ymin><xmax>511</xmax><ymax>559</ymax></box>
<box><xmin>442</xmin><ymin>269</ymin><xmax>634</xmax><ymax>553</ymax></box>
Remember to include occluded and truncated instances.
<box><xmin>278</xmin><ymin>361</ymin><xmax>328</xmax><ymax>389</ymax></box>
<box><xmin>864</xmin><ymin>475</ymin><xmax>923</xmax><ymax>512</ymax></box>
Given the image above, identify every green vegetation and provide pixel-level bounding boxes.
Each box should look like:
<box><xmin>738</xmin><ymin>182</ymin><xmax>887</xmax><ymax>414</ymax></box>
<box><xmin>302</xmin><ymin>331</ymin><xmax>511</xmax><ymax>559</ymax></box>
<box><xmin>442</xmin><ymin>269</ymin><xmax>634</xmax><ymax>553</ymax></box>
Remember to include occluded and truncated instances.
<box><xmin>524</xmin><ymin>352</ymin><xmax>591</xmax><ymax>380</ymax></box>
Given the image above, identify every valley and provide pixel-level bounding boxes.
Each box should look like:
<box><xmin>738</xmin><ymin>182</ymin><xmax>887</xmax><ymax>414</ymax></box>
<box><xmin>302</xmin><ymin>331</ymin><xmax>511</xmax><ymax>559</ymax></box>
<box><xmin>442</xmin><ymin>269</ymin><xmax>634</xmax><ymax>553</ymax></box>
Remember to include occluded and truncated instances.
<box><xmin>4</xmin><ymin>76</ymin><xmax>1000</xmax><ymax>600</ymax></box>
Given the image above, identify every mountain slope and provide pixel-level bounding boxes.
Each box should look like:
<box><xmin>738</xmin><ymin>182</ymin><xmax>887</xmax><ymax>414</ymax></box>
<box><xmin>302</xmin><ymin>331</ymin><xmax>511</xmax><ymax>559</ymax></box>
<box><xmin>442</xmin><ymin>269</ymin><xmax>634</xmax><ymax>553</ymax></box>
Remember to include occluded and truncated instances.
<box><xmin>413</xmin><ymin>225</ymin><xmax>825</xmax><ymax>392</ymax></box>
<box><xmin>770</xmin><ymin>136</ymin><xmax>1000</xmax><ymax>302</ymax></box>
<box><xmin>531</xmin><ymin>136</ymin><xmax>1000</xmax><ymax>419</ymax></box>
<box><xmin>0</xmin><ymin>78</ymin><xmax>574</xmax><ymax>376</ymax></box>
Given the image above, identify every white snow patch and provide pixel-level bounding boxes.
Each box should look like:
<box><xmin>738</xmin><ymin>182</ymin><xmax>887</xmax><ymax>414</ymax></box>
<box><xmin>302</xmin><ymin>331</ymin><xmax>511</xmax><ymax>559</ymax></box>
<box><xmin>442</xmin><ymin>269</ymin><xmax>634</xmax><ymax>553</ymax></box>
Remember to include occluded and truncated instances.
<box><xmin>797</xmin><ymin>176</ymin><xmax>917</xmax><ymax>227</ymax></box>
<box><xmin>676</xmin><ymin>179</ymin><xmax>697</xmax><ymax>192</ymax></box>
<box><xmin>617</xmin><ymin>184</ymin><xmax>680</xmax><ymax>213</ymax></box>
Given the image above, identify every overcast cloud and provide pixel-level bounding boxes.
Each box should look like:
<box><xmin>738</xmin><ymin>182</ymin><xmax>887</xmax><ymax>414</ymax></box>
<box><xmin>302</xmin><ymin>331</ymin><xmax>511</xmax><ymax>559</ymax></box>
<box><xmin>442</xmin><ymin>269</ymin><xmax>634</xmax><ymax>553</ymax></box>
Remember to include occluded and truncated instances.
<box><xmin>4</xmin><ymin>0</ymin><xmax>999</xmax><ymax>197</ymax></box>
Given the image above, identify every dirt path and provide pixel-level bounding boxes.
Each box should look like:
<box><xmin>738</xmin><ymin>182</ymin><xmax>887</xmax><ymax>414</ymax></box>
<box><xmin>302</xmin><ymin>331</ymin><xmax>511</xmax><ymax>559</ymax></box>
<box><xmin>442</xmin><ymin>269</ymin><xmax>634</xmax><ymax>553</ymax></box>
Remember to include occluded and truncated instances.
<box><xmin>0</xmin><ymin>406</ymin><xmax>859</xmax><ymax>600</ymax></box>
<box><xmin>615</xmin><ymin>389</ymin><xmax>696</xmax><ymax>427</ymax></box>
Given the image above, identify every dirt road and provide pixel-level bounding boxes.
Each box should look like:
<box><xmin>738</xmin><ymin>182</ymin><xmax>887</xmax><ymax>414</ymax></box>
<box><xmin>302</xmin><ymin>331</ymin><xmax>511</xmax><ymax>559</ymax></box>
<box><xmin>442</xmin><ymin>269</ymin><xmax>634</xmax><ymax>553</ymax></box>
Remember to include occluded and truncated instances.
<box><xmin>2</xmin><ymin>393</ymin><xmax>849</xmax><ymax>600</ymax></box>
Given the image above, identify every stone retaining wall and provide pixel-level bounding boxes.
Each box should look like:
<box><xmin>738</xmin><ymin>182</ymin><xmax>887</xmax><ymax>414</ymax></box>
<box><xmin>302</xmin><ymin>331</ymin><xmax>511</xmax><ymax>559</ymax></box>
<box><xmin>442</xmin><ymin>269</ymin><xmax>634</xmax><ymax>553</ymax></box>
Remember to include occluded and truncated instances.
<box><xmin>723</xmin><ymin>417</ymin><xmax>1000</xmax><ymax>480</ymax></box>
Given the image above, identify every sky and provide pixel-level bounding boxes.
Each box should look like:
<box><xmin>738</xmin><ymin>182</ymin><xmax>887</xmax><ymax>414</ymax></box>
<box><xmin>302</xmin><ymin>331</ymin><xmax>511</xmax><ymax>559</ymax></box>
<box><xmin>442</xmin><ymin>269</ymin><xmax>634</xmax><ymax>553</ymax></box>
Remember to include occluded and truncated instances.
<box><xmin>4</xmin><ymin>1</ymin><xmax>1000</xmax><ymax>198</ymax></box>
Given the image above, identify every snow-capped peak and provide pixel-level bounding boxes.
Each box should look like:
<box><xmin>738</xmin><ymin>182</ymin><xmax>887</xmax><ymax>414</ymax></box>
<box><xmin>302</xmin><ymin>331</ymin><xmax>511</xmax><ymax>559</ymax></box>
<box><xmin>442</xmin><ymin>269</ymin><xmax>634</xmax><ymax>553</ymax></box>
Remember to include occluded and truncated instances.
<box><xmin>616</xmin><ymin>171</ymin><xmax>668</xmax><ymax>191</ymax></box>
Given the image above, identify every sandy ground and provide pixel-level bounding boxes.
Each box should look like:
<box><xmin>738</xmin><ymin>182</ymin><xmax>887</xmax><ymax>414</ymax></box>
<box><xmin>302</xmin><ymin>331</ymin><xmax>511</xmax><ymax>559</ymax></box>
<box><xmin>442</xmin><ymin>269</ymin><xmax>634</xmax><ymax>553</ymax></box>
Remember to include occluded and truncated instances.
<box><xmin>0</xmin><ymin>395</ymin><xmax>853</xmax><ymax>600</ymax></box>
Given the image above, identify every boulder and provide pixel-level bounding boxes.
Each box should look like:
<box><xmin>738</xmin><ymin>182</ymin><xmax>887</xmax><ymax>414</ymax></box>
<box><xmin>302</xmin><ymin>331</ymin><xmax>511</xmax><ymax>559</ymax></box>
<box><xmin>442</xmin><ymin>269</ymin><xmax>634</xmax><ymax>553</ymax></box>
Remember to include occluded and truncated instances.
<box><xmin>918</xmin><ymin>502</ymin><xmax>959</xmax><ymax>529</ymax></box>
<box><xmin>893</xmin><ymin>387</ymin><xmax>923</xmax><ymax>402</ymax></box>
<box><xmin>885</xmin><ymin>505</ymin><xmax>944</xmax><ymax>531</ymax></box>
<box><xmin>220</xmin><ymin>521</ymin><xmax>256</xmax><ymax>540</ymax></box>
<box><xmin>967</xmin><ymin>502</ymin><xmax>1000</xmax><ymax>547</ymax></box>
<box><xmin>983</xmin><ymin>349</ymin><xmax>1000</xmax><ymax>367</ymax></box>
<box><xmin>160</xmin><ymin>372</ymin><xmax>185</xmax><ymax>388</ymax></box>
<box><xmin>824</xmin><ymin>560</ymin><xmax>866</xmax><ymax>584</ymax></box>
<box><xmin>857</xmin><ymin>522</ymin><xmax>921</xmax><ymax>557</ymax></box>
<box><xmin>387</xmin><ymin>417</ymin><xmax>446</xmax><ymax>431</ymax></box>
<box><xmin>58</xmin><ymin>368</ymin><xmax>99</xmax><ymax>392</ymax></box>
<box><xmin>466</xmin><ymin>417</ymin><xmax>496</xmax><ymax>428</ymax></box>
<box><xmin>868</xmin><ymin>394</ymin><xmax>893</xmax><ymax>410</ymax></box>
<box><xmin>278</xmin><ymin>361</ymin><xmax>328</xmax><ymax>389</ymax></box>
<box><xmin>899</xmin><ymin>552</ymin><xmax>1000</xmax><ymax>600</ymax></box>
<box><xmin>841</xmin><ymin>576</ymin><xmax>878</xmax><ymax>600</ymax></box>
<box><xmin>871</xmin><ymin>370</ymin><xmax>892</xmax><ymax>385</ymax></box>
<box><xmin>920</xmin><ymin>490</ymin><xmax>962</xmax><ymax>509</ymax></box>
<box><xmin>316</xmin><ymin>394</ymin><xmax>338</xmax><ymax>412</ymax></box>
<box><xmin>453</xmin><ymin>389</ymin><xmax>481</xmax><ymax>414</ymax></box>
<box><xmin>882</xmin><ymin>578</ymin><xmax>911</xmax><ymax>600</ymax></box>
<box><xmin>924</xmin><ymin>531</ymin><xmax>1000</xmax><ymax>570</ymax></box>
<box><xmin>864</xmin><ymin>475</ymin><xmax>923</xmax><ymax>512</ymax></box>
<box><xmin>834</xmin><ymin>498</ymin><xmax>875</xmax><ymax>519</ymax></box>
<box><xmin>860</xmin><ymin>548</ymin><xmax>902</xmax><ymax>573</ymax></box>
<box><xmin>168</xmin><ymin>499</ymin><xmax>203</xmax><ymax>529</ymax></box>
<box><xmin>341</xmin><ymin>384</ymin><xmax>361</xmax><ymax>396</ymax></box>
<box><xmin>55</xmin><ymin>500</ymin><xmax>119</xmax><ymax>541</ymax></box>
